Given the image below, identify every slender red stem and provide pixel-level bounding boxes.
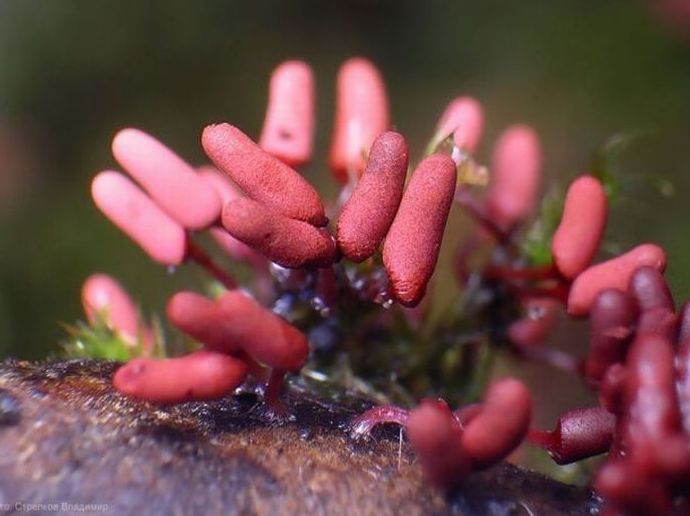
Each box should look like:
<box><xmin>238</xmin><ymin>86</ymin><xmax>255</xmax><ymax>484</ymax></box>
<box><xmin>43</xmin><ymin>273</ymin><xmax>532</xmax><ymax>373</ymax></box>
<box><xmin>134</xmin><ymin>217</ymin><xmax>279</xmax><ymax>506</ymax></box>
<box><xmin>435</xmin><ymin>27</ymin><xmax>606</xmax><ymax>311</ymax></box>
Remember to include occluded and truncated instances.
<box><xmin>264</xmin><ymin>369</ymin><xmax>288</xmax><ymax>416</ymax></box>
<box><xmin>509</xmin><ymin>283</ymin><xmax>570</xmax><ymax>304</ymax></box>
<box><xmin>315</xmin><ymin>266</ymin><xmax>338</xmax><ymax>311</ymax></box>
<box><xmin>455</xmin><ymin>186</ymin><xmax>511</xmax><ymax>244</ymax></box>
<box><xmin>187</xmin><ymin>240</ymin><xmax>238</xmax><ymax>290</ymax></box>
<box><xmin>350</xmin><ymin>405</ymin><xmax>410</xmax><ymax>439</ymax></box>
<box><xmin>515</xmin><ymin>344</ymin><xmax>584</xmax><ymax>375</ymax></box>
<box><xmin>484</xmin><ymin>263</ymin><xmax>559</xmax><ymax>282</ymax></box>
<box><xmin>453</xmin><ymin>232</ymin><xmax>481</xmax><ymax>284</ymax></box>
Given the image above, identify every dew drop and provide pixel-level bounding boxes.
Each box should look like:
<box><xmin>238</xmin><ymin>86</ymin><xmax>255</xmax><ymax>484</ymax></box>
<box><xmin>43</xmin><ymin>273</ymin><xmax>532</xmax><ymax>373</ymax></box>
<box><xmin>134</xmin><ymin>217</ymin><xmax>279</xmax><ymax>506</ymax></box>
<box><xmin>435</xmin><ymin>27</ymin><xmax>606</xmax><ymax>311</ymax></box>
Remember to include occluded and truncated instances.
<box><xmin>451</xmin><ymin>145</ymin><xmax>467</xmax><ymax>166</ymax></box>
<box><xmin>310</xmin><ymin>296</ymin><xmax>332</xmax><ymax>317</ymax></box>
<box><xmin>0</xmin><ymin>388</ymin><xmax>21</xmax><ymax>426</ymax></box>
<box><xmin>272</xmin><ymin>295</ymin><xmax>294</xmax><ymax>318</ymax></box>
<box><xmin>373</xmin><ymin>284</ymin><xmax>394</xmax><ymax>308</ymax></box>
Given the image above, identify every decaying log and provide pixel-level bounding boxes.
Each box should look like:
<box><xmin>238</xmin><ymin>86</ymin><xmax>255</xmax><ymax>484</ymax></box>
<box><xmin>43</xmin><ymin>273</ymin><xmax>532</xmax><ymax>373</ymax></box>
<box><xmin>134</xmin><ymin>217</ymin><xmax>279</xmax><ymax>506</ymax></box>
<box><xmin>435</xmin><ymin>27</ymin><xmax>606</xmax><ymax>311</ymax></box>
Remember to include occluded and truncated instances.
<box><xmin>0</xmin><ymin>359</ymin><xmax>598</xmax><ymax>515</ymax></box>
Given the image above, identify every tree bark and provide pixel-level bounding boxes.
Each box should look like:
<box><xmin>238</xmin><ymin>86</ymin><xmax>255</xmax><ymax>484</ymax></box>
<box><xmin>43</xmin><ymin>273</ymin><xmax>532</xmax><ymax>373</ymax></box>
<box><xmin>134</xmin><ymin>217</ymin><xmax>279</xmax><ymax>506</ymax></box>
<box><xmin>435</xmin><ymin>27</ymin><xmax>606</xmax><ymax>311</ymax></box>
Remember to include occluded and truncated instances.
<box><xmin>0</xmin><ymin>359</ymin><xmax>598</xmax><ymax>515</ymax></box>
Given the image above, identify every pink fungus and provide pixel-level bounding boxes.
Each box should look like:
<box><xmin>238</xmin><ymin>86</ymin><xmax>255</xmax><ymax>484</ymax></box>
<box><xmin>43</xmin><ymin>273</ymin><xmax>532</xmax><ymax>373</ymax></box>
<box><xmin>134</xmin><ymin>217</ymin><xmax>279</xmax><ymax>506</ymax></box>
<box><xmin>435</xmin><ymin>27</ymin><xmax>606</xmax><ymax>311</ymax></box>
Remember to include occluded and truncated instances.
<box><xmin>567</xmin><ymin>243</ymin><xmax>667</xmax><ymax>316</ymax></box>
<box><xmin>168</xmin><ymin>290</ymin><xmax>308</xmax><ymax>372</ymax></box>
<box><xmin>166</xmin><ymin>291</ymin><xmax>240</xmax><ymax>353</ymax></box>
<box><xmin>113</xmin><ymin>350</ymin><xmax>248</xmax><ymax>404</ymax></box>
<box><xmin>329</xmin><ymin>57</ymin><xmax>389</xmax><ymax>184</ymax></box>
<box><xmin>336</xmin><ymin>131</ymin><xmax>409</xmax><ymax>262</ymax></box>
<box><xmin>349</xmin><ymin>405</ymin><xmax>410</xmax><ymax>440</ymax></box>
<box><xmin>383</xmin><ymin>154</ymin><xmax>456</xmax><ymax>307</ymax></box>
<box><xmin>461</xmin><ymin>378</ymin><xmax>532</xmax><ymax>469</ymax></box>
<box><xmin>585</xmin><ymin>289</ymin><xmax>637</xmax><ymax>383</ymax></box>
<box><xmin>405</xmin><ymin>399</ymin><xmax>470</xmax><ymax>488</ymax></box>
<box><xmin>222</xmin><ymin>197</ymin><xmax>336</xmax><ymax>269</ymax></box>
<box><xmin>111</xmin><ymin>128</ymin><xmax>221</xmax><ymax>230</ymax></box>
<box><xmin>484</xmin><ymin>125</ymin><xmax>542</xmax><ymax>230</ymax></box>
<box><xmin>197</xmin><ymin>165</ymin><xmax>244</xmax><ymax>206</ymax></box>
<box><xmin>551</xmin><ymin>175</ymin><xmax>607</xmax><ymax>280</ymax></box>
<box><xmin>595</xmin><ymin>460</ymin><xmax>672</xmax><ymax>516</ymax></box>
<box><xmin>81</xmin><ymin>273</ymin><xmax>146</xmax><ymax>346</ymax></box>
<box><xmin>259</xmin><ymin>60</ymin><xmax>315</xmax><ymax>167</ymax></box>
<box><xmin>623</xmin><ymin>333</ymin><xmax>681</xmax><ymax>455</ymax></box>
<box><xmin>91</xmin><ymin>171</ymin><xmax>187</xmax><ymax>266</ymax></box>
<box><xmin>628</xmin><ymin>265</ymin><xmax>674</xmax><ymax>312</ymax></box>
<box><xmin>507</xmin><ymin>297</ymin><xmax>561</xmax><ymax>347</ymax></box>
<box><xmin>198</xmin><ymin>167</ymin><xmax>267</xmax><ymax>268</ymax></box>
<box><xmin>435</xmin><ymin>97</ymin><xmax>484</xmax><ymax>153</ymax></box>
<box><xmin>529</xmin><ymin>407</ymin><xmax>615</xmax><ymax>464</ymax></box>
<box><xmin>216</xmin><ymin>290</ymin><xmax>309</xmax><ymax>372</ymax></box>
<box><xmin>202</xmin><ymin>123</ymin><xmax>326</xmax><ymax>226</ymax></box>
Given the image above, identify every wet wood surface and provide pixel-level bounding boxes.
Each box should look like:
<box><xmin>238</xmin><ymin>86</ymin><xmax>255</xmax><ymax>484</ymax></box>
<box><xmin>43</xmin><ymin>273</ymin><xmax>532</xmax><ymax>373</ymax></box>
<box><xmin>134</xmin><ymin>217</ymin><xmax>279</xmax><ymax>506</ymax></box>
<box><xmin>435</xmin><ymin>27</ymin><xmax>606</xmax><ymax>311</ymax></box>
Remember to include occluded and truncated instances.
<box><xmin>0</xmin><ymin>359</ymin><xmax>598</xmax><ymax>515</ymax></box>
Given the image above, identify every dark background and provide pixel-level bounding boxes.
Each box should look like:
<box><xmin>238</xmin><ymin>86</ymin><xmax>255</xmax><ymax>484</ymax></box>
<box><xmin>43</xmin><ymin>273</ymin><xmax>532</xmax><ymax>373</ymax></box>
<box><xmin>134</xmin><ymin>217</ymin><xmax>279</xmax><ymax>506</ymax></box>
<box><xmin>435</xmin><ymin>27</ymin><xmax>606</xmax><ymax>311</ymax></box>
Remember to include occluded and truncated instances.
<box><xmin>1</xmin><ymin>0</ymin><xmax>689</xmax><ymax>426</ymax></box>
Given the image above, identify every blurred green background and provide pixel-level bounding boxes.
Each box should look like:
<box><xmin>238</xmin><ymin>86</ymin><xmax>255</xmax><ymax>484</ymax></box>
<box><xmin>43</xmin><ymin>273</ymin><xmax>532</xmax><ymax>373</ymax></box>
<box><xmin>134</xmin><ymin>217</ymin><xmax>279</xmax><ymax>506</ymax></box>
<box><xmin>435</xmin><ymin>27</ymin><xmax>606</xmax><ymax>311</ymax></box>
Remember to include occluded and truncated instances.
<box><xmin>1</xmin><ymin>0</ymin><xmax>689</xmax><ymax>370</ymax></box>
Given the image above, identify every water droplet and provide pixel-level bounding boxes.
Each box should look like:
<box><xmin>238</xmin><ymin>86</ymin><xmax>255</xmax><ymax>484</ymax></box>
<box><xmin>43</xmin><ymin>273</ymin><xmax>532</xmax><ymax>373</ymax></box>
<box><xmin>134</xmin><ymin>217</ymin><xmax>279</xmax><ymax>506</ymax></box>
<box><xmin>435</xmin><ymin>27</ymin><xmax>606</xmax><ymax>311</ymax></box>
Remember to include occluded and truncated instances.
<box><xmin>269</xmin><ymin>262</ymin><xmax>289</xmax><ymax>282</ymax></box>
<box><xmin>166</xmin><ymin>265</ymin><xmax>177</xmax><ymax>275</ymax></box>
<box><xmin>373</xmin><ymin>287</ymin><xmax>393</xmax><ymax>308</ymax></box>
<box><xmin>0</xmin><ymin>388</ymin><xmax>21</xmax><ymax>426</ymax></box>
<box><xmin>311</xmin><ymin>295</ymin><xmax>325</xmax><ymax>310</ymax></box>
<box><xmin>272</xmin><ymin>295</ymin><xmax>295</xmax><ymax>318</ymax></box>
<box><xmin>352</xmin><ymin>278</ymin><xmax>365</xmax><ymax>291</ymax></box>
<box><xmin>451</xmin><ymin>145</ymin><xmax>467</xmax><ymax>166</ymax></box>
<box><xmin>308</xmin><ymin>319</ymin><xmax>343</xmax><ymax>356</ymax></box>
<box><xmin>310</xmin><ymin>296</ymin><xmax>332</xmax><ymax>317</ymax></box>
<box><xmin>528</xmin><ymin>305</ymin><xmax>546</xmax><ymax>320</ymax></box>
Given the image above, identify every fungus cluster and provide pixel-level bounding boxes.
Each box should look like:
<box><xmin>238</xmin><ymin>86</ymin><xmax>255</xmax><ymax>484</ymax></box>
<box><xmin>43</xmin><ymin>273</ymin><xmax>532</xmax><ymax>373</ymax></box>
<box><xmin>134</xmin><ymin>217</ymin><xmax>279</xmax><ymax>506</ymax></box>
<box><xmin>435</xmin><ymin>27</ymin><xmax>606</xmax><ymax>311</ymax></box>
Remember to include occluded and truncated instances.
<box><xmin>79</xmin><ymin>57</ymin><xmax>690</xmax><ymax>514</ymax></box>
<box><xmin>351</xmin><ymin>378</ymin><xmax>532</xmax><ymax>488</ymax></box>
<box><xmin>529</xmin><ymin>266</ymin><xmax>690</xmax><ymax>515</ymax></box>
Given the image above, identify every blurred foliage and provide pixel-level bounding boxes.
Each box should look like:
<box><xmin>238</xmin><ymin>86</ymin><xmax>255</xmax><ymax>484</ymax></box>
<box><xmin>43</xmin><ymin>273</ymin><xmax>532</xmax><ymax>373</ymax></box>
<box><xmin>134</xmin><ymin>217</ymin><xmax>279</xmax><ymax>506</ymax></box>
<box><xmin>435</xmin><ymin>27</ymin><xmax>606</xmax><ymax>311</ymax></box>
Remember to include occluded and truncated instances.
<box><xmin>61</xmin><ymin>309</ymin><xmax>166</xmax><ymax>361</ymax></box>
<box><xmin>520</xmin><ymin>188</ymin><xmax>565</xmax><ymax>267</ymax></box>
<box><xmin>1</xmin><ymin>0</ymin><xmax>690</xmax><ymax>393</ymax></box>
<box><xmin>62</xmin><ymin>319</ymin><xmax>144</xmax><ymax>362</ymax></box>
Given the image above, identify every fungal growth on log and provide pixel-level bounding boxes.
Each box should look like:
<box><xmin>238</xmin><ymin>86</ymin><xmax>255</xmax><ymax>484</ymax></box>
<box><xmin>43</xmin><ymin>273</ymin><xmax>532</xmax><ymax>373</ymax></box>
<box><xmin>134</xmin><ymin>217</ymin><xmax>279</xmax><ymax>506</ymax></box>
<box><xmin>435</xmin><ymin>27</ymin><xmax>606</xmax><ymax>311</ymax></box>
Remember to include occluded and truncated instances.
<box><xmin>70</xmin><ymin>58</ymin><xmax>690</xmax><ymax>514</ymax></box>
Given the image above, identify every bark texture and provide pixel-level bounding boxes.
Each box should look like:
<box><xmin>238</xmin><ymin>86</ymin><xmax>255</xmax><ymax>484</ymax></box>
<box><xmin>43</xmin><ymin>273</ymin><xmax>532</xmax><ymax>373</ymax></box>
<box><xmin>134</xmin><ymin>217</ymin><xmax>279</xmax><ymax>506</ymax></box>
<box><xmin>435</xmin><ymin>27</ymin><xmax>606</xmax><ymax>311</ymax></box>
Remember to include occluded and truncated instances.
<box><xmin>0</xmin><ymin>359</ymin><xmax>598</xmax><ymax>515</ymax></box>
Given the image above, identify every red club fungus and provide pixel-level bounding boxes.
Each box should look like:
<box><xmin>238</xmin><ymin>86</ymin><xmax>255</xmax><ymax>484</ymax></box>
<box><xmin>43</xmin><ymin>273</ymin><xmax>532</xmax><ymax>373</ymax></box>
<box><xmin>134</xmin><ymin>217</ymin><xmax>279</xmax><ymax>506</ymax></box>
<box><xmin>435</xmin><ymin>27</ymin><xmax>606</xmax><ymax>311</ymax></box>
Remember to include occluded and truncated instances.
<box><xmin>460</xmin><ymin>378</ymin><xmax>532</xmax><ymax>469</ymax></box>
<box><xmin>353</xmin><ymin>377</ymin><xmax>532</xmax><ymax>488</ymax></box>
<box><xmin>329</xmin><ymin>57</ymin><xmax>389</xmax><ymax>183</ymax></box>
<box><xmin>222</xmin><ymin>197</ymin><xmax>336</xmax><ymax>269</ymax></box>
<box><xmin>567</xmin><ymin>243</ymin><xmax>667</xmax><ymax>316</ymax></box>
<box><xmin>628</xmin><ymin>265</ymin><xmax>675</xmax><ymax>312</ymax></box>
<box><xmin>82</xmin><ymin>273</ymin><xmax>150</xmax><ymax>349</ymax></box>
<box><xmin>91</xmin><ymin>171</ymin><xmax>188</xmax><ymax>266</ymax></box>
<box><xmin>166</xmin><ymin>291</ymin><xmax>240</xmax><ymax>354</ymax></box>
<box><xmin>78</xmin><ymin>58</ymin><xmax>690</xmax><ymax>512</ymax></box>
<box><xmin>383</xmin><ymin>154</ymin><xmax>456</xmax><ymax>307</ymax></box>
<box><xmin>167</xmin><ymin>289</ymin><xmax>309</xmax><ymax>373</ymax></box>
<box><xmin>215</xmin><ymin>290</ymin><xmax>309</xmax><ymax>372</ymax></box>
<box><xmin>434</xmin><ymin>96</ymin><xmax>484</xmax><ymax>153</ymax></box>
<box><xmin>198</xmin><ymin>167</ymin><xmax>267</xmax><ymax>269</ymax></box>
<box><xmin>585</xmin><ymin>288</ymin><xmax>637</xmax><ymax>383</ymax></box>
<box><xmin>336</xmin><ymin>131</ymin><xmax>409</xmax><ymax>262</ymax></box>
<box><xmin>202</xmin><ymin>123</ymin><xmax>327</xmax><ymax>226</ymax></box>
<box><xmin>113</xmin><ymin>350</ymin><xmax>248</xmax><ymax>404</ymax></box>
<box><xmin>528</xmin><ymin>407</ymin><xmax>616</xmax><ymax>464</ymax></box>
<box><xmin>259</xmin><ymin>60</ymin><xmax>315</xmax><ymax>167</ymax></box>
<box><xmin>405</xmin><ymin>399</ymin><xmax>470</xmax><ymax>488</ymax></box>
<box><xmin>111</xmin><ymin>128</ymin><xmax>222</xmax><ymax>230</ymax></box>
<box><xmin>484</xmin><ymin>125</ymin><xmax>542</xmax><ymax>231</ymax></box>
<box><xmin>551</xmin><ymin>175</ymin><xmax>608</xmax><ymax>280</ymax></box>
<box><xmin>507</xmin><ymin>297</ymin><xmax>561</xmax><ymax>348</ymax></box>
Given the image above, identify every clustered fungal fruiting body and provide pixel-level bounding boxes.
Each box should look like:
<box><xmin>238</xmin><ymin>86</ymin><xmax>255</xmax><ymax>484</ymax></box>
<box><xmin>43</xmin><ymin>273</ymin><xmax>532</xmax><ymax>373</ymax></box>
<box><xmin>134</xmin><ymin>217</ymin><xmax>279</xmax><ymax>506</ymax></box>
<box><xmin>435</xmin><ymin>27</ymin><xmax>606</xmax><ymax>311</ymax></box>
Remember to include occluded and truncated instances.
<box><xmin>78</xmin><ymin>57</ymin><xmax>690</xmax><ymax>514</ymax></box>
<box><xmin>336</xmin><ymin>131</ymin><xmax>408</xmax><ymax>263</ymax></box>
